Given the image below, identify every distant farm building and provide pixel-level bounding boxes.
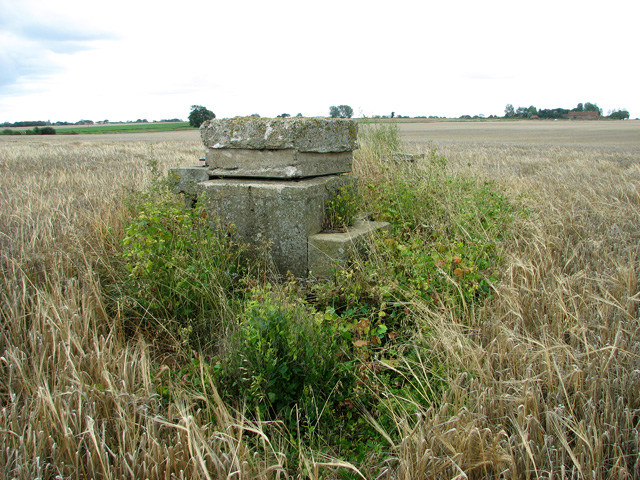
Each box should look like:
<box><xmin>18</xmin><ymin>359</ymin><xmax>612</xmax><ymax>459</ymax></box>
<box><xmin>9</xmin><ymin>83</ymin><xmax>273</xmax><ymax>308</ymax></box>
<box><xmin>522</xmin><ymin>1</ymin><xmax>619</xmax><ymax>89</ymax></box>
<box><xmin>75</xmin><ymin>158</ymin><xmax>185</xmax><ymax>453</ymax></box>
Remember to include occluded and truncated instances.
<box><xmin>568</xmin><ymin>110</ymin><xmax>600</xmax><ymax>119</ymax></box>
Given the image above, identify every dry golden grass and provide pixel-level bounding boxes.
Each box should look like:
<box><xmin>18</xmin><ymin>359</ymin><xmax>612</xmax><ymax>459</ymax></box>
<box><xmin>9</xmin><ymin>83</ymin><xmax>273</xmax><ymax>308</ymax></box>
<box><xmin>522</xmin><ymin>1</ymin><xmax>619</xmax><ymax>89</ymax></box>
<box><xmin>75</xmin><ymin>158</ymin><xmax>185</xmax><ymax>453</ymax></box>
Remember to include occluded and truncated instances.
<box><xmin>0</xmin><ymin>139</ymin><xmax>289</xmax><ymax>479</ymax></box>
<box><xmin>2</xmin><ymin>124</ymin><xmax>640</xmax><ymax>478</ymax></box>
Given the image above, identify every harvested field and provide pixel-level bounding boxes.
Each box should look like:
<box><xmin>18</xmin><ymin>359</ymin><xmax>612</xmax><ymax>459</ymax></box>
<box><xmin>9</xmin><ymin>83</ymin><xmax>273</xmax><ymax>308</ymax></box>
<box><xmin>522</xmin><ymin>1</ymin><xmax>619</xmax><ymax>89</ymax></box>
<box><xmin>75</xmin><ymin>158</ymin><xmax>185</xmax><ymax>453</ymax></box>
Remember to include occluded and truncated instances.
<box><xmin>399</xmin><ymin>119</ymin><xmax>640</xmax><ymax>148</ymax></box>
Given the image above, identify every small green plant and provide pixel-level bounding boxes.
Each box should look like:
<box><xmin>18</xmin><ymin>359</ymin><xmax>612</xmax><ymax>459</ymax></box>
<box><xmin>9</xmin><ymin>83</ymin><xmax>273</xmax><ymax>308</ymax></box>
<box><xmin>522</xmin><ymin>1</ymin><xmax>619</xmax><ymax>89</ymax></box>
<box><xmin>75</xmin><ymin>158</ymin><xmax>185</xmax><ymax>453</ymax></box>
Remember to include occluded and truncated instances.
<box><xmin>313</xmin><ymin>143</ymin><xmax>517</xmax><ymax>329</ymax></box>
<box><xmin>324</xmin><ymin>184</ymin><xmax>361</xmax><ymax>231</ymax></box>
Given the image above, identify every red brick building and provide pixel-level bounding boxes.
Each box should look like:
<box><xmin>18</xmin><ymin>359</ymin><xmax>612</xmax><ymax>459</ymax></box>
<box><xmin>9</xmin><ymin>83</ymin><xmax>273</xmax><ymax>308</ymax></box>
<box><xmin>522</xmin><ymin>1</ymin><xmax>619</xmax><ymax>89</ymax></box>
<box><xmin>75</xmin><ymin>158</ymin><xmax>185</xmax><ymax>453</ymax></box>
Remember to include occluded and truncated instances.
<box><xmin>568</xmin><ymin>110</ymin><xmax>600</xmax><ymax>119</ymax></box>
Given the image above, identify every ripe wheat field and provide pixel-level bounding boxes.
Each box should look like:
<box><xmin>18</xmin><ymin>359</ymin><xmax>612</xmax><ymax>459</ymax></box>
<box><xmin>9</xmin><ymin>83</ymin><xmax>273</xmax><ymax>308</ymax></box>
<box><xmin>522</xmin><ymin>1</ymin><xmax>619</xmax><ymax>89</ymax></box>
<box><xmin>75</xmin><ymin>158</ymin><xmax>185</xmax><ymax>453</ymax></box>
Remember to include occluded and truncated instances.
<box><xmin>1</xmin><ymin>120</ymin><xmax>640</xmax><ymax>478</ymax></box>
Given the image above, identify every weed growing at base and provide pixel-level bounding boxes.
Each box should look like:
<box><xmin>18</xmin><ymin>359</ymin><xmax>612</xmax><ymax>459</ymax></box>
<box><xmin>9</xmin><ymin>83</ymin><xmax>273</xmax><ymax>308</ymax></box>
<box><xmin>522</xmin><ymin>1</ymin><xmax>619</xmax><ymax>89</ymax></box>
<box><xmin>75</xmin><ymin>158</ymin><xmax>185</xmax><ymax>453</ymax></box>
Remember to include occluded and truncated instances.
<box><xmin>323</xmin><ymin>183</ymin><xmax>361</xmax><ymax>231</ymax></box>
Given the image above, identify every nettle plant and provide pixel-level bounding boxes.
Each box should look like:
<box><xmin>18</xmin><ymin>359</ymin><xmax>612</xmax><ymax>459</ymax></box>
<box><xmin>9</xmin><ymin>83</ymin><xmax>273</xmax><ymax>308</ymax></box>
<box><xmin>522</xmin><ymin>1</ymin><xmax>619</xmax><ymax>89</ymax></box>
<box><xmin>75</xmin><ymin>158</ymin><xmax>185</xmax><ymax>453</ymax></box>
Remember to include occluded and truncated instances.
<box><xmin>323</xmin><ymin>183</ymin><xmax>361</xmax><ymax>231</ymax></box>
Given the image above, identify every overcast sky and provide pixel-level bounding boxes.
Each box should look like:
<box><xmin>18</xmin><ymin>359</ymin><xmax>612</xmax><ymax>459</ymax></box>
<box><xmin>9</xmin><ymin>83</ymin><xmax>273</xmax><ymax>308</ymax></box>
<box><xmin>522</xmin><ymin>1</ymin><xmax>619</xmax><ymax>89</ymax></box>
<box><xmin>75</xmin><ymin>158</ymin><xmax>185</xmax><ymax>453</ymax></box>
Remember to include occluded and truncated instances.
<box><xmin>1</xmin><ymin>0</ymin><xmax>638</xmax><ymax>123</ymax></box>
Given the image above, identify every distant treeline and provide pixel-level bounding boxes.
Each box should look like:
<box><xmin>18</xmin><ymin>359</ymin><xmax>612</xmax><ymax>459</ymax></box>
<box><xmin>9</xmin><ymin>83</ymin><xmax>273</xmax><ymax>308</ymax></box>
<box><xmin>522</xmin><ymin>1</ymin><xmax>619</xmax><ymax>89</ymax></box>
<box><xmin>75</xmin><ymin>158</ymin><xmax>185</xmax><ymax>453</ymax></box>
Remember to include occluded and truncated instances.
<box><xmin>1</xmin><ymin>119</ymin><xmax>184</xmax><ymax>128</ymax></box>
<box><xmin>504</xmin><ymin>102</ymin><xmax>630</xmax><ymax>120</ymax></box>
<box><xmin>2</xmin><ymin>126</ymin><xmax>57</xmax><ymax>135</ymax></box>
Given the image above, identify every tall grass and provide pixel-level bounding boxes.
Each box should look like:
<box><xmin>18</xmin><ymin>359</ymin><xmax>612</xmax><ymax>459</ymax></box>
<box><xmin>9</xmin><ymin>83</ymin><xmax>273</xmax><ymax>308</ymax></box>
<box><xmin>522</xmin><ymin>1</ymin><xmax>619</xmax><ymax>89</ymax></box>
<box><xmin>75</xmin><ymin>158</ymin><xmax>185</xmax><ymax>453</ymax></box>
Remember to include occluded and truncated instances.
<box><xmin>2</xmin><ymin>130</ymin><xmax>640</xmax><ymax>478</ymax></box>
<box><xmin>375</xmin><ymin>141</ymin><xmax>640</xmax><ymax>478</ymax></box>
<box><xmin>0</xmin><ymin>141</ymin><xmax>287</xmax><ymax>479</ymax></box>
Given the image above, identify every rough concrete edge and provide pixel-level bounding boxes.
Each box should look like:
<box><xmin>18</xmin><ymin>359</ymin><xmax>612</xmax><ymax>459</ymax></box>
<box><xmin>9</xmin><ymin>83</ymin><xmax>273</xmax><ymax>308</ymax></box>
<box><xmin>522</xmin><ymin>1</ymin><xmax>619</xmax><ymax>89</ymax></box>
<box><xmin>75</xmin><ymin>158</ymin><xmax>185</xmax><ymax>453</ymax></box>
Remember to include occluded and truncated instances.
<box><xmin>307</xmin><ymin>219</ymin><xmax>390</xmax><ymax>278</ymax></box>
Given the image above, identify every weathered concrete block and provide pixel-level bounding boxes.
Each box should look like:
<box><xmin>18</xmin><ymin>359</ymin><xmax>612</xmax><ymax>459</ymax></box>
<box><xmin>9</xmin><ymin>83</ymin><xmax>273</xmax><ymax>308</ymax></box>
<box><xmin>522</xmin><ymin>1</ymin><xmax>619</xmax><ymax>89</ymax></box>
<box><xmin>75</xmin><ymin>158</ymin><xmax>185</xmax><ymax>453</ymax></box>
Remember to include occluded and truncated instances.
<box><xmin>308</xmin><ymin>219</ymin><xmax>390</xmax><ymax>277</ymax></box>
<box><xmin>199</xmin><ymin>175</ymin><xmax>354</xmax><ymax>277</ymax></box>
<box><xmin>168</xmin><ymin>165</ymin><xmax>209</xmax><ymax>196</ymax></box>
<box><xmin>201</xmin><ymin>117</ymin><xmax>358</xmax><ymax>153</ymax></box>
<box><xmin>206</xmin><ymin>149</ymin><xmax>353</xmax><ymax>179</ymax></box>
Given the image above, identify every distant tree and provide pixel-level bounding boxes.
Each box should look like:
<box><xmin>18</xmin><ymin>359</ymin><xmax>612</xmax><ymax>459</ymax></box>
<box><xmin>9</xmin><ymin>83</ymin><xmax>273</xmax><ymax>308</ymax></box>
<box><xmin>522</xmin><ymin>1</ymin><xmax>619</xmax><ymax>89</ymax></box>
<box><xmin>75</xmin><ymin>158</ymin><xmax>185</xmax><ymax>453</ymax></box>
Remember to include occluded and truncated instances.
<box><xmin>329</xmin><ymin>105</ymin><xmax>353</xmax><ymax>118</ymax></box>
<box><xmin>338</xmin><ymin>105</ymin><xmax>354</xmax><ymax>118</ymax></box>
<box><xmin>277</xmin><ymin>113</ymin><xmax>291</xmax><ymax>118</ymax></box>
<box><xmin>528</xmin><ymin>105</ymin><xmax>538</xmax><ymax>117</ymax></box>
<box><xmin>537</xmin><ymin>108</ymin><xmax>569</xmax><ymax>119</ymax></box>
<box><xmin>575</xmin><ymin>103</ymin><xmax>584</xmax><ymax>111</ymax></box>
<box><xmin>584</xmin><ymin>102</ymin><xmax>602</xmax><ymax>115</ymax></box>
<box><xmin>609</xmin><ymin>109</ymin><xmax>630</xmax><ymax>120</ymax></box>
<box><xmin>504</xmin><ymin>104</ymin><xmax>515</xmax><ymax>117</ymax></box>
<box><xmin>189</xmin><ymin>105</ymin><xmax>215</xmax><ymax>128</ymax></box>
<box><xmin>296</xmin><ymin>113</ymin><xmax>303</xmax><ymax>117</ymax></box>
<box><xmin>515</xmin><ymin>106</ymin><xmax>532</xmax><ymax>118</ymax></box>
<box><xmin>27</xmin><ymin>126</ymin><xmax>56</xmax><ymax>135</ymax></box>
<box><xmin>250</xmin><ymin>113</ymin><xmax>261</xmax><ymax>117</ymax></box>
<box><xmin>391</xmin><ymin>111</ymin><xmax>395</xmax><ymax>119</ymax></box>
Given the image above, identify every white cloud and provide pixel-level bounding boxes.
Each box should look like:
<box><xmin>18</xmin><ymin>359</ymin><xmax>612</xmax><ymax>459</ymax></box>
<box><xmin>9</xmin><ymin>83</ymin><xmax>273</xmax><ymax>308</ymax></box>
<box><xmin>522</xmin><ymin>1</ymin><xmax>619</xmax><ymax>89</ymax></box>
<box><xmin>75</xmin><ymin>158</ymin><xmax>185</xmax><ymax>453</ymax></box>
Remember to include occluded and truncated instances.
<box><xmin>1</xmin><ymin>0</ymin><xmax>639</xmax><ymax>122</ymax></box>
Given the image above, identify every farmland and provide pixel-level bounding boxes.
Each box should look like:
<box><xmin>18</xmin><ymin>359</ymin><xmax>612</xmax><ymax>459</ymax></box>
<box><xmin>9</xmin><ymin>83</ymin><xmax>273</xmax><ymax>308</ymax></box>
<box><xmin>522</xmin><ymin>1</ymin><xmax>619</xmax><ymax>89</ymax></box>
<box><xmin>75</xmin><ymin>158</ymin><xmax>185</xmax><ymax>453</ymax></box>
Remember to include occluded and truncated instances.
<box><xmin>2</xmin><ymin>121</ymin><xmax>193</xmax><ymax>136</ymax></box>
<box><xmin>1</xmin><ymin>120</ymin><xmax>640</xmax><ymax>478</ymax></box>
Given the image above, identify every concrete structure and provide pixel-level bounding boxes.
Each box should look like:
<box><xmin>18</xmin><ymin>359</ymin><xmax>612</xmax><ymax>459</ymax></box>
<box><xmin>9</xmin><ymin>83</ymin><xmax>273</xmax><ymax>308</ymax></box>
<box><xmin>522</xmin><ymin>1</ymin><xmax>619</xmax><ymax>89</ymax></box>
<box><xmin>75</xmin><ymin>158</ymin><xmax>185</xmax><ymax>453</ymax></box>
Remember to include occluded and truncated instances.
<box><xmin>171</xmin><ymin>116</ymin><xmax>387</xmax><ymax>277</ymax></box>
<box><xmin>199</xmin><ymin>175</ymin><xmax>352</xmax><ymax>277</ymax></box>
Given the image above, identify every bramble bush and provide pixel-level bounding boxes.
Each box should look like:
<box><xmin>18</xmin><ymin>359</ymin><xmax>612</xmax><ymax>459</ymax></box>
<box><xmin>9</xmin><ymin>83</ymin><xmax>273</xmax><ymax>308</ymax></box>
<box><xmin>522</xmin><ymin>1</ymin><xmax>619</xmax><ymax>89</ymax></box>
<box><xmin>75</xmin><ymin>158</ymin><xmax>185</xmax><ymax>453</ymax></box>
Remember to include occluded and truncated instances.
<box><xmin>311</xmin><ymin>139</ymin><xmax>517</xmax><ymax>336</ymax></box>
<box><xmin>118</xmin><ymin>184</ymin><xmax>247</xmax><ymax>348</ymax></box>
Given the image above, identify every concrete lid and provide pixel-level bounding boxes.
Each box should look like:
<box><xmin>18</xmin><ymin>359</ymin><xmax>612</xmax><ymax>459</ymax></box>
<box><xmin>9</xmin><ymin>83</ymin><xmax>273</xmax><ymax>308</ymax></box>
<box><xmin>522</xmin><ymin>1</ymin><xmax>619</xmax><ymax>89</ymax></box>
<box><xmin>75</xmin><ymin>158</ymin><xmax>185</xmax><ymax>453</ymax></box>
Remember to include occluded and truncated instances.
<box><xmin>200</xmin><ymin>117</ymin><xmax>358</xmax><ymax>153</ymax></box>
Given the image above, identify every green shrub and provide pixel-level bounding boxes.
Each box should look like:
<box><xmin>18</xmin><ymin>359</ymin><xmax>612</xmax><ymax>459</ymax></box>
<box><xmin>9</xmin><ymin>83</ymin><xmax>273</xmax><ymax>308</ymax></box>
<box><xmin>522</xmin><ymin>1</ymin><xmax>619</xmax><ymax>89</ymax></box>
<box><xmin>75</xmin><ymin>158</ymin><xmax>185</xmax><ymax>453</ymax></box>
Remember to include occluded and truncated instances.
<box><xmin>118</xmin><ymin>186</ymin><xmax>247</xmax><ymax>348</ymax></box>
<box><xmin>215</xmin><ymin>287</ymin><xmax>348</xmax><ymax>420</ymax></box>
<box><xmin>312</xmin><ymin>144</ymin><xmax>517</xmax><ymax>327</ymax></box>
<box><xmin>39</xmin><ymin>126</ymin><xmax>56</xmax><ymax>135</ymax></box>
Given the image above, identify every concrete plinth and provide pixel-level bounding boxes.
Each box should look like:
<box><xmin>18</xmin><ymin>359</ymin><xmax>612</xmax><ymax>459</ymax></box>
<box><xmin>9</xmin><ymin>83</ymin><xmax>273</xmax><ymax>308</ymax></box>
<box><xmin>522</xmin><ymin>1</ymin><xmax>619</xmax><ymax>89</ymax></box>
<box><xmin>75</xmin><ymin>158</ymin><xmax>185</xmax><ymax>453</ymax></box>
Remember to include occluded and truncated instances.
<box><xmin>308</xmin><ymin>219</ymin><xmax>390</xmax><ymax>277</ymax></box>
<box><xmin>169</xmin><ymin>117</ymin><xmax>378</xmax><ymax>277</ymax></box>
<box><xmin>199</xmin><ymin>175</ymin><xmax>354</xmax><ymax>277</ymax></box>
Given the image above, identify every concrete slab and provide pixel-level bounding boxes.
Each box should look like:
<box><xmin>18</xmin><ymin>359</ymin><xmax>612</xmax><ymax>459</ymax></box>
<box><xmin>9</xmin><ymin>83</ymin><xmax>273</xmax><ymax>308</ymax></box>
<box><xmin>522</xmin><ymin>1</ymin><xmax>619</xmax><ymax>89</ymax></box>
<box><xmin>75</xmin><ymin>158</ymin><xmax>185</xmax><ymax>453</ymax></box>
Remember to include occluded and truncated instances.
<box><xmin>308</xmin><ymin>219</ymin><xmax>390</xmax><ymax>277</ymax></box>
<box><xmin>201</xmin><ymin>117</ymin><xmax>358</xmax><ymax>153</ymax></box>
<box><xmin>206</xmin><ymin>149</ymin><xmax>353</xmax><ymax>178</ymax></box>
<box><xmin>168</xmin><ymin>165</ymin><xmax>209</xmax><ymax>196</ymax></box>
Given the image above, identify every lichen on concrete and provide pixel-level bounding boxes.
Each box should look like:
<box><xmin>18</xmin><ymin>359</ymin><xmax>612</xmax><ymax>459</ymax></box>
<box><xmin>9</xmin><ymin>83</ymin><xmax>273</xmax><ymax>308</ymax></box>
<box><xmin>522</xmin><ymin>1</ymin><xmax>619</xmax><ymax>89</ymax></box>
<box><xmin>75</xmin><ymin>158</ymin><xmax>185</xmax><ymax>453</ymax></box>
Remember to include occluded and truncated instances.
<box><xmin>201</xmin><ymin>116</ymin><xmax>358</xmax><ymax>153</ymax></box>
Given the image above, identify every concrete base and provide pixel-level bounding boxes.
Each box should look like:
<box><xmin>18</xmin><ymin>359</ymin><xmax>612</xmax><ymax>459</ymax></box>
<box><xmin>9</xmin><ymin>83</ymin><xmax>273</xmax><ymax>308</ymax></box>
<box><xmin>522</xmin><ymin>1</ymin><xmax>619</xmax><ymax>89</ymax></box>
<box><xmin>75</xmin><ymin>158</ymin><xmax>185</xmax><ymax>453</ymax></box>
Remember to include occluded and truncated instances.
<box><xmin>199</xmin><ymin>175</ymin><xmax>354</xmax><ymax>277</ymax></box>
<box><xmin>308</xmin><ymin>219</ymin><xmax>390</xmax><ymax>277</ymax></box>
